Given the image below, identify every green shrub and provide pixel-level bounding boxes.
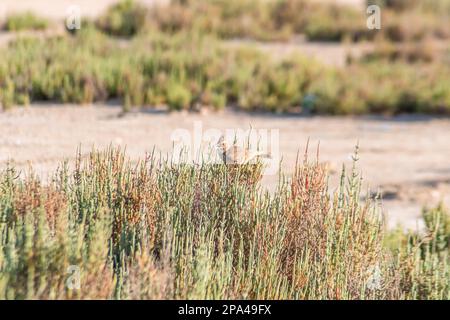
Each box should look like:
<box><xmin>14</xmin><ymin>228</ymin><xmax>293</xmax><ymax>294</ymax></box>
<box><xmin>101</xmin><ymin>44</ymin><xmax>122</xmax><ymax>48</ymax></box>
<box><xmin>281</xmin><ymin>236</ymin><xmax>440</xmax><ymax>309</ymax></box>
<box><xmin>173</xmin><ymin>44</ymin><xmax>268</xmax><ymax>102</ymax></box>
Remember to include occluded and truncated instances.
<box><xmin>387</xmin><ymin>205</ymin><xmax>450</xmax><ymax>299</ymax></box>
<box><xmin>199</xmin><ymin>89</ymin><xmax>226</xmax><ymax>110</ymax></box>
<box><xmin>382</xmin><ymin>10</ymin><xmax>449</xmax><ymax>42</ymax></box>
<box><xmin>303</xmin><ymin>3</ymin><xmax>371</xmax><ymax>42</ymax></box>
<box><xmin>0</xmin><ymin>79</ymin><xmax>16</xmax><ymax>110</ymax></box>
<box><xmin>146</xmin><ymin>0</ymin><xmax>367</xmax><ymax>42</ymax></box>
<box><xmin>1</xmin><ymin>26</ymin><xmax>450</xmax><ymax>115</ymax></box>
<box><xmin>362</xmin><ymin>40</ymin><xmax>438</xmax><ymax>64</ymax></box>
<box><xmin>3</xmin><ymin>12</ymin><xmax>49</xmax><ymax>31</ymax></box>
<box><xmin>271</xmin><ymin>0</ymin><xmax>310</xmax><ymax>33</ymax></box>
<box><xmin>166</xmin><ymin>82</ymin><xmax>192</xmax><ymax>110</ymax></box>
<box><xmin>94</xmin><ymin>0</ymin><xmax>449</xmax><ymax>43</ymax></box>
<box><xmin>96</xmin><ymin>0</ymin><xmax>148</xmax><ymax>37</ymax></box>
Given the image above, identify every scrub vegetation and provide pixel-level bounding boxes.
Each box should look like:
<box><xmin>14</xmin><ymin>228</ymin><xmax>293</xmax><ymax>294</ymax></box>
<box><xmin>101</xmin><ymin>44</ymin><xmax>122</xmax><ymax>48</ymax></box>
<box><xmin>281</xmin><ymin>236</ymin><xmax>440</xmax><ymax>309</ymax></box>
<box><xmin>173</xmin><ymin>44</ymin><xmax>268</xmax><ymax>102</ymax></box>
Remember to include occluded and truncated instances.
<box><xmin>0</xmin><ymin>147</ymin><xmax>448</xmax><ymax>299</ymax></box>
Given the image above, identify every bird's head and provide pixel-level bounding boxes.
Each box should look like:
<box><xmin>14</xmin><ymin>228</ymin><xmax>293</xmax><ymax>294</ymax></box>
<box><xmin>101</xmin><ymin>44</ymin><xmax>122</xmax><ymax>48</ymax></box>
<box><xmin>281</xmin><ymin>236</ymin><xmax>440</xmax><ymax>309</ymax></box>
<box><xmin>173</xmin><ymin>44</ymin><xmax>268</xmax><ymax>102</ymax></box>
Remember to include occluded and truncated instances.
<box><xmin>216</xmin><ymin>135</ymin><xmax>227</xmax><ymax>152</ymax></box>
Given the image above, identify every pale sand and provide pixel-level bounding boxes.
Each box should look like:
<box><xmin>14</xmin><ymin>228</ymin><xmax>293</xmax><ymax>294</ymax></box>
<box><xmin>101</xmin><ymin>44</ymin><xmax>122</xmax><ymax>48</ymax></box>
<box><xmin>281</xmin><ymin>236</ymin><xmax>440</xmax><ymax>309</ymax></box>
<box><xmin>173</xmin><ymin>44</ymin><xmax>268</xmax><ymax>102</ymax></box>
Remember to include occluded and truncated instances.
<box><xmin>0</xmin><ymin>0</ymin><xmax>168</xmax><ymax>20</ymax></box>
<box><xmin>0</xmin><ymin>0</ymin><xmax>364</xmax><ymax>20</ymax></box>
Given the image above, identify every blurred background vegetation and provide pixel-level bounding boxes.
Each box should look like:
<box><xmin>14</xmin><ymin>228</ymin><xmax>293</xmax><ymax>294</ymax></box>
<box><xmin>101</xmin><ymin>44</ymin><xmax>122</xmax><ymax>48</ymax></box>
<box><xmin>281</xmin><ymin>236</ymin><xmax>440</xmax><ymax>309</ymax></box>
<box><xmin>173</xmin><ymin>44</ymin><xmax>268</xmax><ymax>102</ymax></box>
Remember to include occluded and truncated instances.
<box><xmin>0</xmin><ymin>0</ymin><xmax>449</xmax><ymax>114</ymax></box>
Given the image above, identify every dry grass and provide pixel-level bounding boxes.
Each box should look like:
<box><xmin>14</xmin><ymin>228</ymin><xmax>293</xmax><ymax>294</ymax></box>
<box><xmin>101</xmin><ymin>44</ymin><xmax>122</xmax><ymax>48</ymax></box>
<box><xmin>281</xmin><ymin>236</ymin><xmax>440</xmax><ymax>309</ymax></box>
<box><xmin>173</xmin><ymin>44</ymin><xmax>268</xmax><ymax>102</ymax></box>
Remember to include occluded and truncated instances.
<box><xmin>0</xmin><ymin>146</ymin><xmax>448</xmax><ymax>299</ymax></box>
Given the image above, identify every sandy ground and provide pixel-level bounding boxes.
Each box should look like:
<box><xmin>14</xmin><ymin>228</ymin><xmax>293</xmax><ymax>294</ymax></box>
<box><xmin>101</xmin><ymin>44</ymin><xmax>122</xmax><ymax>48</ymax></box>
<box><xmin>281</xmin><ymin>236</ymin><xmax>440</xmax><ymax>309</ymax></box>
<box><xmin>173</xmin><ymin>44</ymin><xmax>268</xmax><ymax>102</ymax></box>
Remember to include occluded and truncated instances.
<box><xmin>1</xmin><ymin>105</ymin><xmax>450</xmax><ymax>230</ymax></box>
<box><xmin>0</xmin><ymin>0</ymin><xmax>364</xmax><ymax>20</ymax></box>
<box><xmin>0</xmin><ymin>0</ymin><xmax>369</xmax><ymax>68</ymax></box>
<box><xmin>0</xmin><ymin>0</ymin><xmax>169</xmax><ymax>20</ymax></box>
<box><xmin>0</xmin><ymin>30</ymin><xmax>373</xmax><ymax>68</ymax></box>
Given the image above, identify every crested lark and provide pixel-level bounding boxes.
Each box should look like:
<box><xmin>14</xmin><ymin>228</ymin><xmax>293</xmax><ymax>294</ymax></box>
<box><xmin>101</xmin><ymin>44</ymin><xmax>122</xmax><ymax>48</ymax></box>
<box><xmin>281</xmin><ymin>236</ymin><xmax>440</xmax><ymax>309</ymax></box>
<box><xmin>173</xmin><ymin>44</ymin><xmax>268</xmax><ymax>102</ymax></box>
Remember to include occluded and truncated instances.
<box><xmin>216</xmin><ymin>135</ymin><xmax>271</xmax><ymax>165</ymax></box>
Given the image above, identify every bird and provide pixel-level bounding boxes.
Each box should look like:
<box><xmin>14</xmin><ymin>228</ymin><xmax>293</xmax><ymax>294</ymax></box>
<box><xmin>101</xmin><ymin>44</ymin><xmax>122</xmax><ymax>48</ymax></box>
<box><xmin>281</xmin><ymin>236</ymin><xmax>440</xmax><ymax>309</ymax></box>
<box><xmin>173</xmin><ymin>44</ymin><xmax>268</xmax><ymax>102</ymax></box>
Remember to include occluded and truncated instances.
<box><xmin>216</xmin><ymin>135</ymin><xmax>272</xmax><ymax>165</ymax></box>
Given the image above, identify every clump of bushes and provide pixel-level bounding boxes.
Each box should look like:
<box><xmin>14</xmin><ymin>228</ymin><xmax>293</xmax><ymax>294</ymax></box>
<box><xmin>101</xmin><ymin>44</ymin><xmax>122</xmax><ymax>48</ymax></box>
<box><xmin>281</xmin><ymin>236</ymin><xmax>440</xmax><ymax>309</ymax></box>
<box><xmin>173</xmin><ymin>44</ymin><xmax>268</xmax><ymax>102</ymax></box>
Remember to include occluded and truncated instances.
<box><xmin>165</xmin><ymin>82</ymin><xmax>192</xmax><ymax>110</ymax></box>
<box><xmin>385</xmin><ymin>205</ymin><xmax>450</xmax><ymax>299</ymax></box>
<box><xmin>303</xmin><ymin>61</ymin><xmax>450</xmax><ymax>115</ymax></box>
<box><xmin>174</xmin><ymin>0</ymin><xmax>372</xmax><ymax>42</ymax></box>
<box><xmin>0</xmin><ymin>28</ymin><xmax>314</xmax><ymax>112</ymax></box>
<box><xmin>362</xmin><ymin>40</ymin><xmax>439</xmax><ymax>64</ymax></box>
<box><xmin>367</xmin><ymin>0</ymin><xmax>420</xmax><ymax>11</ymax></box>
<box><xmin>2</xmin><ymin>12</ymin><xmax>49</xmax><ymax>31</ymax></box>
<box><xmin>95</xmin><ymin>0</ymin><xmax>449</xmax><ymax>43</ymax></box>
<box><xmin>307</xmin><ymin>1</ymin><xmax>449</xmax><ymax>42</ymax></box>
<box><xmin>1</xmin><ymin>26</ymin><xmax>450</xmax><ymax>114</ymax></box>
<box><xmin>144</xmin><ymin>0</ymin><xmax>292</xmax><ymax>41</ymax></box>
<box><xmin>365</xmin><ymin>0</ymin><xmax>450</xmax><ymax>42</ymax></box>
<box><xmin>96</xmin><ymin>0</ymin><xmax>148</xmax><ymax>37</ymax></box>
<box><xmin>0</xmin><ymin>146</ymin><xmax>448</xmax><ymax>299</ymax></box>
<box><xmin>382</xmin><ymin>10</ymin><xmax>450</xmax><ymax>42</ymax></box>
<box><xmin>94</xmin><ymin>0</ymin><xmax>369</xmax><ymax>42</ymax></box>
<box><xmin>302</xmin><ymin>2</ymin><xmax>372</xmax><ymax>42</ymax></box>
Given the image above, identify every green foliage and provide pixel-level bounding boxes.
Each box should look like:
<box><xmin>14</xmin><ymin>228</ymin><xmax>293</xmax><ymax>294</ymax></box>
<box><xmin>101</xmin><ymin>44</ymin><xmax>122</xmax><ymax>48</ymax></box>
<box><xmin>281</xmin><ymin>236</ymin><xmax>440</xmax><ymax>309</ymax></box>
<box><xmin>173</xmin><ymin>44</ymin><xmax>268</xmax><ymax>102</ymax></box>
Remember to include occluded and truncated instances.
<box><xmin>0</xmin><ymin>1</ymin><xmax>449</xmax><ymax>114</ymax></box>
<box><xmin>96</xmin><ymin>0</ymin><xmax>148</xmax><ymax>37</ymax></box>
<box><xmin>166</xmin><ymin>82</ymin><xmax>192</xmax><ymax>110</ymax></box>
<box><xmin>362</xmin><ymin>40</ymin><xmax>437</xmax><ymax>64</ymax></box>
<box><xmin>152</xmin><ymin>0</ymin><xmax>289</xmax><ymax>41</ymax></box>
<box><xmin>383</xmin><ymin>10</ymin><xmax>450</xmax><ymax>42</ymax></box>
<box><xmin>93</xmin><ymin>0</ymin><xmax>449</xmax><ymax>43</ymax></box>
<box><xmin>0</xmin><ymin>146</ymin><xmax>448</xmax><ymax>299</ymax></box>
<box><xmin>0</xmin><ymin>28</ymin><xmax>317</xmax><ymax>112</ymax></box>
<box><xmin>1</xmin><ymin>23</ymin><xmax>450</xmax><ymax>114</ymax></box>
<box><xmin>151</xmin><ymin>0</ymin><xmax>370</xmax><ymax>42</ymax></box>
<box><xmin>3</xmin><ymin>12</ymin><xmax>49</xmax><ymax>31</ymax></box>
<box><xmin>423</xmin><ymin>205</ymin><xmax>450</xmax><ymax>252</ymax></box>
<box><xmin>303</xmin><ymin>3</ymin><xmax>370</xmax><ymax>42</ymax></box>
<box><xmin>386</xmin><ymin>205</ymin><xmax>450</xmax><ymax>299</ymax></box>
